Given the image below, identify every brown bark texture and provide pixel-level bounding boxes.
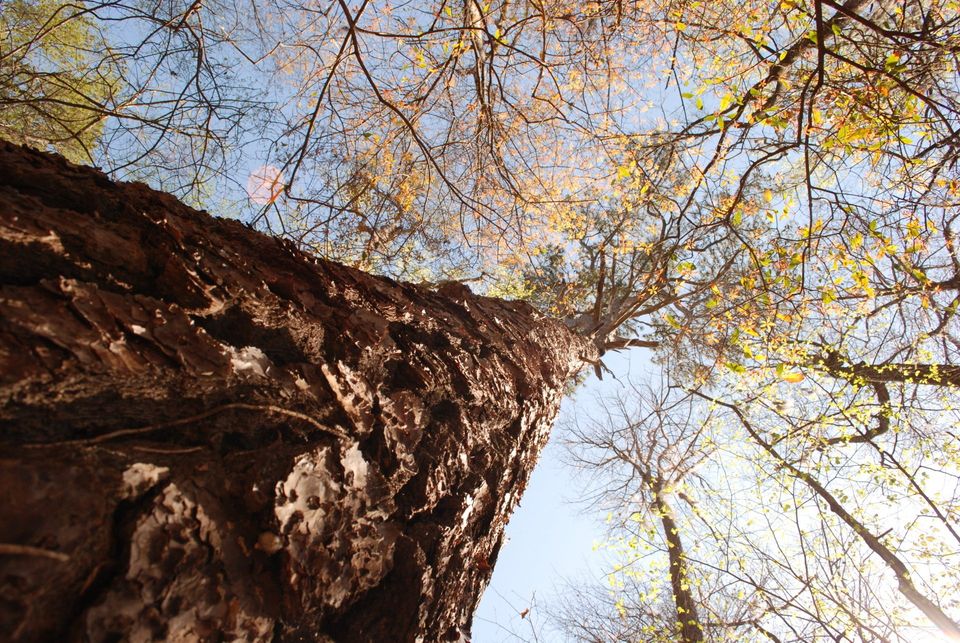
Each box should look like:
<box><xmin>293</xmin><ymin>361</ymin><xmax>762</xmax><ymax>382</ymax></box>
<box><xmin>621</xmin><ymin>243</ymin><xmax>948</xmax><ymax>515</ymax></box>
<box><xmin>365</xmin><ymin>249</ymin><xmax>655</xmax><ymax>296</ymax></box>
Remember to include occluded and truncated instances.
<box><xmin>0</xmin><ymin>142</ymin><xmax>592</xmax><ymax>642</ymax></box>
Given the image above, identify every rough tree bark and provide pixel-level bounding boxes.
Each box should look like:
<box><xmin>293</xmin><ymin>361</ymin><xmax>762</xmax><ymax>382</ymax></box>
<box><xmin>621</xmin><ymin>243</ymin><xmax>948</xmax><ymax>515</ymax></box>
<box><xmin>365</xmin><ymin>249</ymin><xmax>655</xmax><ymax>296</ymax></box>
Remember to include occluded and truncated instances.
<box><xmin>0</xmin><ymin>142</ymin><xmax>593</xmax><ymax>642</ymax></box>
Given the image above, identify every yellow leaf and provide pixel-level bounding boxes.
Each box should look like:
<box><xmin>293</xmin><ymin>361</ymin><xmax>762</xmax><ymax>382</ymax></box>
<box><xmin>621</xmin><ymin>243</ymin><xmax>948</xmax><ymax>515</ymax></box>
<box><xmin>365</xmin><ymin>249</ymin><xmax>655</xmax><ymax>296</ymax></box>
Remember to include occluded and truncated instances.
<box><xmin>782</xmin><ymin>372</ymin><xmax>805</xmax><ymax>383</ymax></box>
<box><xmin>763</xmin><ymin>189</ymin><xmax>773</xmax><ymax>203</ymax></box>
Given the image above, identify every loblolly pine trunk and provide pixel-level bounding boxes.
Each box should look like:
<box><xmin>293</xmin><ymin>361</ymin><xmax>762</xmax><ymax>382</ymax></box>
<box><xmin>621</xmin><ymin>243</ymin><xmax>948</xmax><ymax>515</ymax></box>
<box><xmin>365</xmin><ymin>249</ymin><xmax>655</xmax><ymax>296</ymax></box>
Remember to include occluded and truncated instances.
<box><xmin>0</xmin><ymin>142</ymin><xmax>592</xmax><ymax>642</ymax></box>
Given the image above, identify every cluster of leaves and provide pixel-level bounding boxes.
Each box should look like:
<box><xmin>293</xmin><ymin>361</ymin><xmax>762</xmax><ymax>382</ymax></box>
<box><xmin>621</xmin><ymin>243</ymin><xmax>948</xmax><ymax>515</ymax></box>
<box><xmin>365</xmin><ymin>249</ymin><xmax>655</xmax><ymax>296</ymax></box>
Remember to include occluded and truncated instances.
<box><xmin>555</xmin><ymin>0</ymin><xmax>960</xmax><ymax>639</ymax></box>
<box><xmin>0</xmin><ymin>0</ymin><xmax>118</xmax><ymax>163</ymax></box>
<box><xmin>565</xmin><ymin>345</ymin><xmax>960</xmax><ymax>639</ymax></box>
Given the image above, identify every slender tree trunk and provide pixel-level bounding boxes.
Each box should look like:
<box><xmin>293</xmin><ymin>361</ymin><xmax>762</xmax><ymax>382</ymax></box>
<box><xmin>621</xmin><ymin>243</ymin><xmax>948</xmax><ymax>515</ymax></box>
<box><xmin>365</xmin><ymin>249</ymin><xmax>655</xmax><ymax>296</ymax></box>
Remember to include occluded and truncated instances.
<box><xmin>650</xmin><ymin>485</ymin><xmax>703</xmax><ymax>643</ymax></box>
<box><xmin>0</xmin><ymin>142</ymin><xmax>593</xmax><ymax>642</ymax></box>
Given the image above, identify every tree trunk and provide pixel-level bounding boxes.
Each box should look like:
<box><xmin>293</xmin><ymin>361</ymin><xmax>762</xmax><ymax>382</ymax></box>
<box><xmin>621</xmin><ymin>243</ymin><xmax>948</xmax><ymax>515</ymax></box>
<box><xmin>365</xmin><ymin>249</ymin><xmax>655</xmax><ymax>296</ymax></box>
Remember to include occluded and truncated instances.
<box><xmin>0</xmin><ymin>142</ymin><xmax>592</xmax><ymax>642</ymax></box>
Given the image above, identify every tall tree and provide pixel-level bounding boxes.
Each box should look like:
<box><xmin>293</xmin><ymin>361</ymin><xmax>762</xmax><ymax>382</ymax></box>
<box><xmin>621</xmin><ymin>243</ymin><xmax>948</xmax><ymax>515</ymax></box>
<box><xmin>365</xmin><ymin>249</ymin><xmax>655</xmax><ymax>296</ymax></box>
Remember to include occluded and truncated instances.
<box><xmin>564</xmin><ymin>373</ymin><xmax>960</xmax><ymax>641</ymax></box>
<box><xmin>545</xmin><ymin>3</ymin><xmax>960</xmax><ymax>636</ymax></box>
<box><xmin>0</xmin><ymin>141</ymin><xmax>592</xmax><ymax>641</ymax></box>
<box><xmin>562</xmin><ymin>382</ymin><xmax>712</xmax><ymax>643</ymax></box>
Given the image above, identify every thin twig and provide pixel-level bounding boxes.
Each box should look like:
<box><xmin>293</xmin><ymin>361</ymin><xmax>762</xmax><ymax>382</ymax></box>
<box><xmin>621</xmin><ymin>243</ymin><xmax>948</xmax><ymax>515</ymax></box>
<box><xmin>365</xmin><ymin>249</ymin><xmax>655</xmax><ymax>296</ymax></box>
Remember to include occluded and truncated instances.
<box><xmin>0</xmin><ymin>543</ymin><xmax>70</xmax><ymax>562</ymax></box>
<box><xmin>23</xmin><ymin>402</ymin><xmax>347</xmax><ymax>448</ymax></box>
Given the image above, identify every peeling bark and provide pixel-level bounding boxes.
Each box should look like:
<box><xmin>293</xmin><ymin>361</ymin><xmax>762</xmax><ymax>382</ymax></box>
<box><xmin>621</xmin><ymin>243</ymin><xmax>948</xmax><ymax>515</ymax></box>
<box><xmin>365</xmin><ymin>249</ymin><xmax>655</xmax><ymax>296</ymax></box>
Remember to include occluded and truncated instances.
<box><xmin>0</xmin><ymin>142</ymin><xmax>593</xmax><ymax>642</ymax></box>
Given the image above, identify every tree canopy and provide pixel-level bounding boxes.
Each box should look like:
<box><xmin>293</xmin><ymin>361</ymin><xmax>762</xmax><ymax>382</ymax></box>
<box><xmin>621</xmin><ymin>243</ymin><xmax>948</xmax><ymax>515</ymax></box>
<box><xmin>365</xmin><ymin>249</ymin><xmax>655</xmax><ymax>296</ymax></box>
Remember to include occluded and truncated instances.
<box><xmin>1</xmin><ymin>0</ymin><xmax>117</xmax><ymax>163</ymax></box>
<box><xmin>3</xmin><ymin>0</ymin><xmax>960</xmax><ymax>640</ymax></box>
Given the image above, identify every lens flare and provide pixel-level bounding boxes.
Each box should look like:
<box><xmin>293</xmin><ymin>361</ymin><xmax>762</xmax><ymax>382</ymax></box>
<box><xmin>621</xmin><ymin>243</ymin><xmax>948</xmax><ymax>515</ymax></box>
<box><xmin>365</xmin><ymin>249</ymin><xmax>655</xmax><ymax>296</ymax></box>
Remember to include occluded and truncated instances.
<box><xmin>246</xmin><ymin>165</ymin><xmax>284</xmax><ymax>205</ymax></box>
